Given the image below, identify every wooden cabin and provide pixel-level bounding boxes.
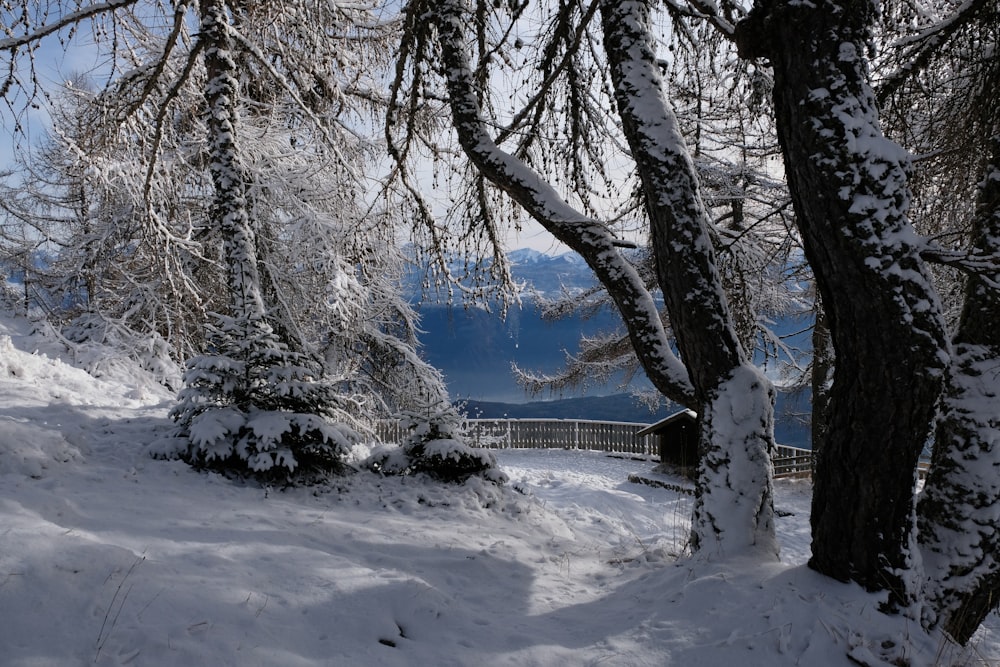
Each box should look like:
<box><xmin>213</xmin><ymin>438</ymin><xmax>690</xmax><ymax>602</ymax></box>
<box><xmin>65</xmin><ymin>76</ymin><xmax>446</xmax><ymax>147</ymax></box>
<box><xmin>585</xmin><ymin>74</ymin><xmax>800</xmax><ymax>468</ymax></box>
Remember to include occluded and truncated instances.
<box><xmin>636</xmin><ymin>409</ymin><xmax>699</xmax><ymax>478</ymax></box>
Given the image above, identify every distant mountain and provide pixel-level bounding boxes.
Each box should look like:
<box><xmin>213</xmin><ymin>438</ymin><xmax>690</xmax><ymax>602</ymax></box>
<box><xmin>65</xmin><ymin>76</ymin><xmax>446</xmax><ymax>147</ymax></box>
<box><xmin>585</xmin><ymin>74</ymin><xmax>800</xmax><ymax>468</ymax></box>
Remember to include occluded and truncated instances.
<box><xmin>403</xmin><ymin>247</ymin><xmax>597</xmax><ymax>300</ymax></box>
<box><xmin>504</xmin><ymin>249</ymin><xmax>595</xmax><ymax>296</ymax></box>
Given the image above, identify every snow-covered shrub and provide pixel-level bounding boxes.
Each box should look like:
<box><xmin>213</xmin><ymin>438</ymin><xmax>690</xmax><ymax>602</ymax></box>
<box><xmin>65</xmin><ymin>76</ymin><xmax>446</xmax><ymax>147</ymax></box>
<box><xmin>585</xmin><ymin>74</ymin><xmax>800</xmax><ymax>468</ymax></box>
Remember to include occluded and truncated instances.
<box><xmin>61</xmin><ymin>312</ymin><xmax>183</xmax><ymax>390</ymax></box>
<box><xmin>368</xmin><ymin>402</ymin><xmax>506</xmax><ymax>484</ymax></box>
<box><xmin>166</xmin><ymin>314</ymin><xmax>361</xmax><ymax>485</ymax></box>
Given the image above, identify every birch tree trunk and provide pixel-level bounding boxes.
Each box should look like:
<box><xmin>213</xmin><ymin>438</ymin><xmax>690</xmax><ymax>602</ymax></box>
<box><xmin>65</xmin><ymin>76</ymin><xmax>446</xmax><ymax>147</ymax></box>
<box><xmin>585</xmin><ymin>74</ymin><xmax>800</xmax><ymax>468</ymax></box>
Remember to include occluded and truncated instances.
<box><xmin>736</xmin><ymin>0</ymin><xmax>950</xmax><ymax>608</ymax></box>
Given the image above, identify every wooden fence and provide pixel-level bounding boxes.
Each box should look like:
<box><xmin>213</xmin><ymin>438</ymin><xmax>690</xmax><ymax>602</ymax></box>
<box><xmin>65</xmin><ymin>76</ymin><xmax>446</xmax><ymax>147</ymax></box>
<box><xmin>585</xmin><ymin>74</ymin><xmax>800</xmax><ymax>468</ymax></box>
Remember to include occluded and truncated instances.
<box><xmin>464</xmin><ymin>418</ymin><xmax>658</xmax><ymax>456</ymax></box>
<box><xmin>376</xmin><ymin>417</ymin><xmax>815</xmax><ymax>474</ymax></box>
<box><xmin>773</xmin><ymin>444</ymin><xmax>814</xmax><ymax>478</ymax></box>
<box><xmin>376</xmin><ymin>418</ymin><xmax>658</xmax><ymax>456</ymax></box>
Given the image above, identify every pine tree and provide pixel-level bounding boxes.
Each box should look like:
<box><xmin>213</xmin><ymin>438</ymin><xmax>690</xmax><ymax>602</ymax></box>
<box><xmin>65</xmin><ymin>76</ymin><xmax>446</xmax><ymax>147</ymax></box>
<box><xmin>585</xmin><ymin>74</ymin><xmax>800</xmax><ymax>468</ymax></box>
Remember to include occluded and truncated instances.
<box><xmin>170</xmin><ymin>312</ymin><xmax>360</xmax><ymax>483</ymax></box>
<box><xmin>368</xmin><ymin>396</ymin><xmax>506</xmax><ymax>484</ymax></box>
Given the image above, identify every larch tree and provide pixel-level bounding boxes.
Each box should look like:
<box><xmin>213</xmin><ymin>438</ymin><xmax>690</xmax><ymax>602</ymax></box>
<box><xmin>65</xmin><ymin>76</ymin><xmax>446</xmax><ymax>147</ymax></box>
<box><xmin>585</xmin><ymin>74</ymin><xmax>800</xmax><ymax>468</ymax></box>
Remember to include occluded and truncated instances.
<box><xmin>163</xmin><ymin>0</ymin><xmax>361</xmax><ymax>481</ymax></box>
<box><xmin>391</xmin><ymin>0</ymin><xmax>780</xmax><ymax>557</ymax></box>
<box><xmin>875</xmin><ymin>0</ymin><xmax>1000</xmax><ymax>643</ymax></box>
<box><xmin>0</xmin><ymin>77</ymin><xmax>190</xmax><ymax>384</ymax></box>
<box><xmin>735</xmin><ymin>0</ymin><xmax>951</xmax><ymax>610</ymax></box>
<box><xmin>919</xmin><ymin>106</ymin><xmax>1000</xmax><ymax>645</ymax></box>
<box><xmin>1</xmin><ymin>0</ymin><xmax>498</xmax><ymax>484</ymax></box>
<box><xmin>599</xmin><ymin>0</ymin><xmax>778</xmax><ymax>556</ymax></box>
<box><xmin>662</xmin><ymin>0</ymin><xmax>1000</xmax><ymax>640</ymax></box>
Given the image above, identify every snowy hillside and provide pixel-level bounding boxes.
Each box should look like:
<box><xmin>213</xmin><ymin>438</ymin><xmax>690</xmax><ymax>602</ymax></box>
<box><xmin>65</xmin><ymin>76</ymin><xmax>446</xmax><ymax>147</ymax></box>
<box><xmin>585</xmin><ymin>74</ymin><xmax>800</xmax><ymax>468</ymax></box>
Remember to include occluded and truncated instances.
<box><xmin>0</xmin><ymin>310</ymin><xmax>996</xmax><ymax>666</ymax></box>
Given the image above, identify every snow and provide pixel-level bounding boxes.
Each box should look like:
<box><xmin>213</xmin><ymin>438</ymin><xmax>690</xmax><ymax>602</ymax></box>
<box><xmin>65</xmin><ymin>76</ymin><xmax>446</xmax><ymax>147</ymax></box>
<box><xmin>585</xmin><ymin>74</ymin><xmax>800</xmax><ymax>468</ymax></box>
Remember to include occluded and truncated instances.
<box><xmin>693</xmin><ymin>365</ymin><xmax>778</xmax><ymax>559</ymax></box>
<box><xmin>1</xmin><ymin>310</ymin><xmax>998</xmax><ymax>666</ymax></box>
<box><xmin>508</xmin><ymin>248</ymin><xmax>547</xmax><ymax>264</ymax></box>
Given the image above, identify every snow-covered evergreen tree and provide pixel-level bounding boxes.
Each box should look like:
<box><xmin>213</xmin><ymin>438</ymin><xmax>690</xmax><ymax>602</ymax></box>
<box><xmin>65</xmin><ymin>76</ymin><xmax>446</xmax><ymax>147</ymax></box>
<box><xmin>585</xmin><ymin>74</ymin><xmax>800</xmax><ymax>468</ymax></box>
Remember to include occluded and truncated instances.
<box><xmin>170</xmin><ymin>312</ymin><xmax>362</xmax><ymax>482</ymax></box>
<box><xmin>367</xmin><ymin>397</ymin><xmax>506</xmax><ymax>484</ymax></box>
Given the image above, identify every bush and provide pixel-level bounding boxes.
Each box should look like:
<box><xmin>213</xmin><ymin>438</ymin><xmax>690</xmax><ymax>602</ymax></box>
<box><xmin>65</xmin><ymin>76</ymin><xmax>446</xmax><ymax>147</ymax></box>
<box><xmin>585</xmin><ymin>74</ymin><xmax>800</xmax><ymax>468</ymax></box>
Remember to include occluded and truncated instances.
<box><xmin>164</xmin><ymin>314</ymin><xmax>361</xmax><ymax>485</ymax></box>
<box><xmin>367</xmin><ymin>403</ymin><xmax>507</xmax><ymax>484</ymax></box>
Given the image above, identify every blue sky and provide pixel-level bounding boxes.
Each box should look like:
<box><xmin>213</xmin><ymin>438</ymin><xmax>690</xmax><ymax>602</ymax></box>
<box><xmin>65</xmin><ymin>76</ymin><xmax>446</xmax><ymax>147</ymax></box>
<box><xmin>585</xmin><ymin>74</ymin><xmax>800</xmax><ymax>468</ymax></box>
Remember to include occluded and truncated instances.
<box><xmin>1</xmin><ymin>32</ymin><xmax>105</xmax><ymax>169</ymax></box>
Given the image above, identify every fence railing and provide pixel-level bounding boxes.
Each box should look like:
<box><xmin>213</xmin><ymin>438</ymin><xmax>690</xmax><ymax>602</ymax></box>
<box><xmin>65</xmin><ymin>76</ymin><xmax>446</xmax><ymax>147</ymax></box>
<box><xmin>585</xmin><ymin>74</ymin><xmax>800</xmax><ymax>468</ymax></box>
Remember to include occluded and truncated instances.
<box><xmin>465</xmin><ymin>418</ymin><xmax>658</xmax><ymax>456</ymax></box>
<box><xmin>376</xmin><ymin>417</ymin><xmax>659</xmax><ymax>456</ymax></box>
<box><xmin>376</xmin><ymin>417</ymin><xmax>815</xmax><ymax>475</ymax></box>
<box><xmin>772</xmin><ymin>446</ymin><xmax>813</xmax><ymax>478</ymax></box>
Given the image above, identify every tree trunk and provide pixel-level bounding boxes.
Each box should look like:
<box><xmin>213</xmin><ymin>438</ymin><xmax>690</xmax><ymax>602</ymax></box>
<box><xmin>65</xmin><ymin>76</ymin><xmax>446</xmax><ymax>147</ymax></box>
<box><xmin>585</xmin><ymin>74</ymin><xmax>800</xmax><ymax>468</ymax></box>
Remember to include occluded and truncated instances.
<box><xmin>736</xmin><ymin>1</ymin><xmax>949</xmax><ymax>608</ymax></box>
<box><xmin>917</xmin><ymin>128</ymin><xmax>1000</xmax><ymax>644</ymax></box>
<box><xmin>427</xmin><ymin>0</ymin><xmax>696</xmax><ymax>410</ymax></box>
<box><xmin>199</xmin><ymin>0</ymin><xmax>268</xmax><ymax>333</ymax></box>
<box><xmin>599</xmin><ymin>0</ymin><xmax>777</xmax><ymax>559</ymax></box>
<box><xmin>810</xmin><ymin>295</ymin><xmax>833</xmax><ymax>472</ymax></box>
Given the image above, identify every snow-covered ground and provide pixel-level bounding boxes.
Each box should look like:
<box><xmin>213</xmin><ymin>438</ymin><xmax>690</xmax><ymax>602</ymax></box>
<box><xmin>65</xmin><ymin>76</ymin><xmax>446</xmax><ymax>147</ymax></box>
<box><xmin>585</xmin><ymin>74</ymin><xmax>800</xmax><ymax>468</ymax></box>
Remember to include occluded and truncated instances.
<box><xmin>0</xmin><ymin>311</ymin><xmax>997</xmax><ymax>666</ymax></box>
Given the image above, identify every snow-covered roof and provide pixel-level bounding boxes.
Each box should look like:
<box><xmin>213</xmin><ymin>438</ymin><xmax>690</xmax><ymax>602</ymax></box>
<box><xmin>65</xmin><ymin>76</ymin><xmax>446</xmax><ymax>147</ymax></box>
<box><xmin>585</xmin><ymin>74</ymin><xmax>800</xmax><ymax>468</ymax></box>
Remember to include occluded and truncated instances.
<box><xmin>636</xmin><ymin>408</ymin><xmax>698</xmax><ymax>437</ymax></box>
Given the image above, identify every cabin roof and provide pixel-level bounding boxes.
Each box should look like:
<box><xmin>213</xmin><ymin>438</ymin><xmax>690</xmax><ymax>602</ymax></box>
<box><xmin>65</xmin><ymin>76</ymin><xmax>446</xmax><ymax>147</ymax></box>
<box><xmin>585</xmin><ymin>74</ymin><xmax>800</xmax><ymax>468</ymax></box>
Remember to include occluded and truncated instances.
<box><xmin>636</xmin><ymin>409</ymin><xmax>698</xmax><ymax>437</ymax></box>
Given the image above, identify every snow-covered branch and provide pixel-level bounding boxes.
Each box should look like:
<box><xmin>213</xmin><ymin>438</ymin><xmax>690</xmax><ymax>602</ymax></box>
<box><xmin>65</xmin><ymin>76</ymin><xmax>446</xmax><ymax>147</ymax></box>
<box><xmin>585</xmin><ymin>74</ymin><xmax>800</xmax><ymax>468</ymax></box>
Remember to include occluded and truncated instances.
<box><xmin>0</xmin><ymin>0</ymin><xmax>138</xmax><ymax>51</ymax></box>
<box><xmin>920</xmin><ymin>245</ymin><xmax>1000</xmax><ymax>290</ymax></box>
<box><xmin>430</xmin><ymin>0</ymin><xmax>696</xmax><ymax>406</ymax></box>
<box><xmin>876</xmin><ymin>0</ymin><xmax>993</xmax><ymax>105</ymax></box>
<box><xmin>661</xmin><ymin>0</ymin><xmax>740</xmax><ymax>39</ymax></box>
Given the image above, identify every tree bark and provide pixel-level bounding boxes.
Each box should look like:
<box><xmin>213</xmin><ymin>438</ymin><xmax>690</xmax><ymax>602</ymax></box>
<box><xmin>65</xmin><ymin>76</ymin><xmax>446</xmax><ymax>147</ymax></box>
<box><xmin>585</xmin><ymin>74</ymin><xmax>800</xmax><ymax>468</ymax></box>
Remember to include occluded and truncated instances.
<box><xmin>810</xmin><ymin>295</ymin><xmax>833</xmax><ymax>471</ymax></box>
<box><xmin>918</xmin><ymin>128</ymin><xmax>1000</xmax><ymax>643</ymax></box>
<box><xmin>736</xmin><ymin>0</ymin><xmax>949</xmax><ymax>608</ymax></box>
<box><xmin>599</xmin><ymin>0</ymin><xmax>777</xmax><ymax>558</ymax></box>
<box><xmin>199</xmin><ymin>0</ymin><xmax>269</xmax><ymax>333</ymax></box>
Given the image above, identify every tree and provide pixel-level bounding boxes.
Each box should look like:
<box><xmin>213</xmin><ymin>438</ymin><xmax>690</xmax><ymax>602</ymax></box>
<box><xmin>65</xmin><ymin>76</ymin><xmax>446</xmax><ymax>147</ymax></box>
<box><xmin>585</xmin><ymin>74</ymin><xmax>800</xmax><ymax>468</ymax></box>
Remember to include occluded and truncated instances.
<box><xmin>0</xmin><ymin>76</ymin><xmax>202</xmax><ymax>383</ymax></box>
<box><xmin>876</xmin><ymin>0</ymin><xmax>1000</xmax><ymax>643</ymax></box>
<box><xmin>1</xmin><ymin>0</ymin><xmax>494</xmax><ymax>484</ymax></box>
<box><xmin>735</xmin><ymin>0</ymin><xmax>951</xmax><ymax>610</ymax></box>
<box><xmin>919</xmin><ymin>118</ymin><xmax>1000</xmax><ymax>645</ymax></box>
<box><xmin>160</xmin><ymin>0</ymin><xmax>354</xmax><ymax>481</ymax></box>
<box><xmin>391</xmin><ymin>0</ymin><xmax>779</xmax><ymax>557</ymax></box>
<box><xmin>599</xmin><ymin>0</ymin><xmax>778</xmax><ymax>556</ymax></box>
